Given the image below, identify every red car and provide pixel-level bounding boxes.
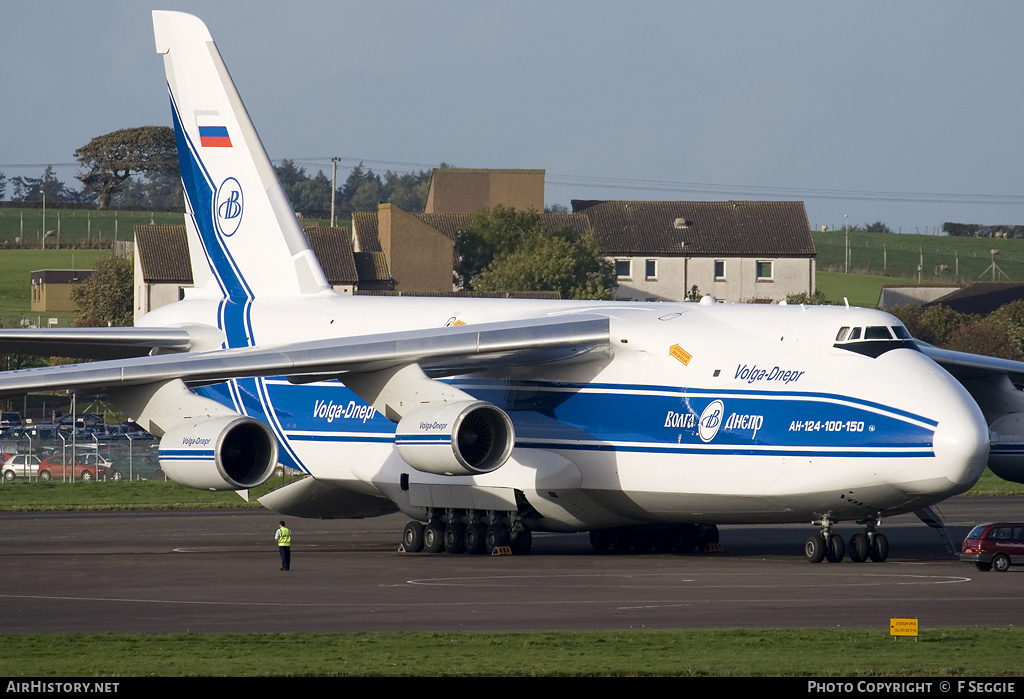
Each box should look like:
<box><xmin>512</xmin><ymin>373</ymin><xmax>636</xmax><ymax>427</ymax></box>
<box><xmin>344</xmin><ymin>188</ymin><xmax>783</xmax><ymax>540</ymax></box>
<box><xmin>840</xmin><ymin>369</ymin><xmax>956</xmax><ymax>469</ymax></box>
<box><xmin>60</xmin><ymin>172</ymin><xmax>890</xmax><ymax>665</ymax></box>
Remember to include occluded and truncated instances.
<box><xmin>960</xmin><ymin>523</ymin><xmax>1024</xmax><ymax>572</ymax></box>
<box><xmin>37</xmin><ymin>454</ymin><xmax>107</xmax><ymax>482</ymax></box>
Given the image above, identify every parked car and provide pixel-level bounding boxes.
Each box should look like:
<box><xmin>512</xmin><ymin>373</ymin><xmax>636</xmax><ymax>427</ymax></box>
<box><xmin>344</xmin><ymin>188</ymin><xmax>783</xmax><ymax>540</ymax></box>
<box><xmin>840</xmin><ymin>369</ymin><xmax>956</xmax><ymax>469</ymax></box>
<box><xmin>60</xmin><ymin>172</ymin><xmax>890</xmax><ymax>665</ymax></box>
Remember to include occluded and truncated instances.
<box><xmin>960</xmin><ymin>523</ymin><xmax>1024</xmax><ymax>572</ymax></box>
<box><xmin>37</xmin><ymin>454</ymin><xmax>108</xmax><ymax>482</ymax></box>
<box><xmin>1</xmin><ymin>412</ymin><xmax>22</xmax><ymax>428</ymax></box>
<box><xmin>2</xmin><ymin>453</ymin><xmax>41</xmax><ymax>481</ymax></box>
<box><xmin>76</xmin><ymin>451</ymin><xmax>122</xmax><ymax>480</ymax></box>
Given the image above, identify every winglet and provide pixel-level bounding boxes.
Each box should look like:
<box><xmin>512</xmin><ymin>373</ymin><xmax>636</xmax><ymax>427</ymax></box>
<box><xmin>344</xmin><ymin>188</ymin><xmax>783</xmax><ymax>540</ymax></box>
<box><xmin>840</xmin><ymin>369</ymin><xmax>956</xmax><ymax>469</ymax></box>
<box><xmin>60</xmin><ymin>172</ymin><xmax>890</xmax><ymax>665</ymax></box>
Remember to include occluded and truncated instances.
<box><xmin>153</xmin><ymin>11</ymin><xmax>330</xmax><ymax>300</ymax></box>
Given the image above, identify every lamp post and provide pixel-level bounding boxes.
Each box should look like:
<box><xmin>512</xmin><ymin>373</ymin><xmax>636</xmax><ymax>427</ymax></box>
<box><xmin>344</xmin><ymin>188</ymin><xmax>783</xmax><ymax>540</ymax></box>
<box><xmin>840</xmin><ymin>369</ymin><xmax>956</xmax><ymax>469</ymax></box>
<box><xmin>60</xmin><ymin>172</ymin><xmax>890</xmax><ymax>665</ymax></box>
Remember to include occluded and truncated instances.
<box><xmin>844</xmin><ymin>215</ymin><xmax>849</xmax><ymax>274</ymax></box>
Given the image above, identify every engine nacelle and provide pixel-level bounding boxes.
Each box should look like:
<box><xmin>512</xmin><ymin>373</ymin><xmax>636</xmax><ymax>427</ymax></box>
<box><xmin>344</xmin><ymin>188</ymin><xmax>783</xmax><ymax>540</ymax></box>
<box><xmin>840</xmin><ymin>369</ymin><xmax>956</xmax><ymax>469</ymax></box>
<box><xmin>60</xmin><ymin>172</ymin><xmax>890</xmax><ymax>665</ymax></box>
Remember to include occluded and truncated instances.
<box><xmin>396</xmin><ymin>400</ymin><xmax>514</xmax><ymax>476</ymax></box>
<box><xmin>158</xmin><ymin>415</ymin><xmax>279</xmax><ymax>491</ymax></box>
<box><xmin>987</xmin><ymin>414</ymin><xmax>1024</xmax><ymax>484</ymax></box>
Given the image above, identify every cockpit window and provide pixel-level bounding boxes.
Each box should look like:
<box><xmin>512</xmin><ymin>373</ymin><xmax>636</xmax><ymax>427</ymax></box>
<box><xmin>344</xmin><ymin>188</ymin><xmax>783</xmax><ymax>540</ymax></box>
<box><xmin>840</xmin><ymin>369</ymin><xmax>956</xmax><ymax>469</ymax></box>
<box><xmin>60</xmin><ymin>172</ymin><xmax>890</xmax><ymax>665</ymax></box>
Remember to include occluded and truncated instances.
<box><xmin>834</xmin><ymin>322</ymin><xmax>919</xmax><ymax>358</ymax></box>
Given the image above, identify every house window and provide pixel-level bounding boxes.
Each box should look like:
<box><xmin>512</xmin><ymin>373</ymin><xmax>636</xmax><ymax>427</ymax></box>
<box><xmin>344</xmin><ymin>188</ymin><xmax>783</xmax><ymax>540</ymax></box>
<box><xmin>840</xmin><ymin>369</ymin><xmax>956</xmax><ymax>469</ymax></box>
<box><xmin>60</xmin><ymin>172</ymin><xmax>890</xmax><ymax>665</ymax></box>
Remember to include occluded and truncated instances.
<box><xmin>714</xmin><ymin>260</ymin><xmax>726</xmax><ymax>280</ymax></box>
<box><xmin>615</xmin><ymin>260</ymin><xmax>632</xmax><ymax>279</ymax></box>
<box><xmin>645</xmin><ymin>259</ymin><xmax>657</xmax><ymax>280</ymax></box>
<box><xmin>756</xmin><ymin>260</ymin><xmax>774</xmax><ymax>281</ymax></box>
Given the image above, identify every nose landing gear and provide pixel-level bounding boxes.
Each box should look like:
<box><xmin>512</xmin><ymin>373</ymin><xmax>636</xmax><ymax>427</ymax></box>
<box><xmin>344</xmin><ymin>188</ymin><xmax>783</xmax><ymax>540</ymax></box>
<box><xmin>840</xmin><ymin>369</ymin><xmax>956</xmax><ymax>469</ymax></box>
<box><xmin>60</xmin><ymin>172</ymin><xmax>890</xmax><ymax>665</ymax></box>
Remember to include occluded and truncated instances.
<box><xmin>805</xmin><ymin>515</ymin><xmax>889</xmax><ymax>563</ymax></box>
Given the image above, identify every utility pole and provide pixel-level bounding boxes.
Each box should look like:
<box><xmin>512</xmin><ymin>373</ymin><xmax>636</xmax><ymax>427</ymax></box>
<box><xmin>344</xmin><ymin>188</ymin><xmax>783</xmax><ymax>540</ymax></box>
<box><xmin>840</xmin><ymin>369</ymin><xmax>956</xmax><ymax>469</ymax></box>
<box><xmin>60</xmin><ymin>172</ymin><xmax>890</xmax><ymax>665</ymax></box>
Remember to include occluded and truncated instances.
<box><xmin>844</xmin><ymin>215</ymin><xmax>849</xmax><ymax>274</ymax></box>
<box><xmin>330</xmin><ymin>157</ymin><xmax>340</xmax><ymax>227</ymax></box>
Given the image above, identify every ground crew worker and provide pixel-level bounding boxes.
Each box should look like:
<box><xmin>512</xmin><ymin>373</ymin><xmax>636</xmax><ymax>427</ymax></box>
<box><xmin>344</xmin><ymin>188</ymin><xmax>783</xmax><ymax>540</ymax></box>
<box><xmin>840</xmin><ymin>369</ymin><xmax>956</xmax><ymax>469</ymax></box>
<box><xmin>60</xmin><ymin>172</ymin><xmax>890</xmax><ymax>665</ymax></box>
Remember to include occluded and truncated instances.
<box><xmin>275</xmin><ymin>521</ymin><xmax>292</xmax><ymax>570</ymax></box>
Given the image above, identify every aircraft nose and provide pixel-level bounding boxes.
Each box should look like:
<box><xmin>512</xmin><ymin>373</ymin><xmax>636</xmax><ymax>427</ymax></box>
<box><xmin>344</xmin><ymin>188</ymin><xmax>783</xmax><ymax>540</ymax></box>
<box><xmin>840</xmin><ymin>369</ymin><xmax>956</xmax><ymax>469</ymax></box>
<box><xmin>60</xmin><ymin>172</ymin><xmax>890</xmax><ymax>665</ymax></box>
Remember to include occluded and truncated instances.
<box><xmin>930</xmin><ymin>373</ymin><xmax>989</xmax><ymax>491</ymax></box>
<box><xmin>878</xmin><ymin>348</ymin><xmax>989</xmax><ymax>495</ymax></box>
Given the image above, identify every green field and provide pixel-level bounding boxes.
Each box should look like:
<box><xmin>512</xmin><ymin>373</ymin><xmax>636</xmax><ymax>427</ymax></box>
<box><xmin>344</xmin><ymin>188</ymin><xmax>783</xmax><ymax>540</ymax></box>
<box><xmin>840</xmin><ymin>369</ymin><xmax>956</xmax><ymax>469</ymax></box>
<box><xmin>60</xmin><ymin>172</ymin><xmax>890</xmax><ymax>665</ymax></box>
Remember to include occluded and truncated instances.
<box><xmin>816</xmin><ymin>270</ymin><xmax>920</xmax><ymax>308</ymax></box>
<box><xmin>0</xmin><ymin>207</ymin><xmax>183</xmax><ymax>246</ymax></box>
<box><xmin>0</xmin><ymin>249</ymin><xmax>111</xmax><ymax>321</ymax></box>
<box><xmin>813</xmin><ymin>229</ymin><xmax>1024</xmax><ymax>284</ymax></box>
<box><xmin>0</xmin><ymin>206</ymin><xmax>343</xmax><ymax>247</ymax></box>
<box><xmin>3</xmin><ymin>627</ymin><xmax>1023</xmax><ymax>676</ymax></box>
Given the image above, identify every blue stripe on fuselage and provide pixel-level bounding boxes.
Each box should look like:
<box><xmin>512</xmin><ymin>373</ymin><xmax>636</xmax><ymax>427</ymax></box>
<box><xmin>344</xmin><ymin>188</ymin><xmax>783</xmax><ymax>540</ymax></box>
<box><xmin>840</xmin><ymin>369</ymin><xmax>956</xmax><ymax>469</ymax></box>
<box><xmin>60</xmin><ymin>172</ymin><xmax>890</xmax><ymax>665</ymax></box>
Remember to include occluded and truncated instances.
<box><xmin>196</xmin><ymin>377</ymin><xmax>938</xmax><ymax>461</ymax></box>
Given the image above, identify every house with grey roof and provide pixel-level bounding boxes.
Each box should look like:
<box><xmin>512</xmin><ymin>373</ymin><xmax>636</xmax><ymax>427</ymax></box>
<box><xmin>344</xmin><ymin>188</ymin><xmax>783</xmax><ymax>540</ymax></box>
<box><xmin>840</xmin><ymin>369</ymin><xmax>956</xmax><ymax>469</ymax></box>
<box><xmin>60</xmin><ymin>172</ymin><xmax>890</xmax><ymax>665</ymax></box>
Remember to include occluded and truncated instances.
<box><xmin>133</xmin><ymin>224</ymin><xmax>360</xmax><ymax>320</ymax></box>
<box><xmin>134</xmin><ymin>170</ymin><xmax>816</xmax><ymax>314</ymax></box>
<box><xmin>572</xmin><ymin>200</ymin><xmax>815</xmax><ymax>303</ymax></box>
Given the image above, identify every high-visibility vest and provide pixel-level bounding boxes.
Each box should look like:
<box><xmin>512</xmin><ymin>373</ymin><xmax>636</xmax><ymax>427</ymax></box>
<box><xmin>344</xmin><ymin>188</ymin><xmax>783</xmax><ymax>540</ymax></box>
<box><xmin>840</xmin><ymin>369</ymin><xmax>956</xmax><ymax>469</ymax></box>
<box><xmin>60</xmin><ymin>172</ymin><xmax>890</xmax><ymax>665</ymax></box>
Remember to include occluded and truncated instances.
<box><xmin>277</xmin><ymin>527</ymin><xmax>291</xmax><ymax>546</ymax></box>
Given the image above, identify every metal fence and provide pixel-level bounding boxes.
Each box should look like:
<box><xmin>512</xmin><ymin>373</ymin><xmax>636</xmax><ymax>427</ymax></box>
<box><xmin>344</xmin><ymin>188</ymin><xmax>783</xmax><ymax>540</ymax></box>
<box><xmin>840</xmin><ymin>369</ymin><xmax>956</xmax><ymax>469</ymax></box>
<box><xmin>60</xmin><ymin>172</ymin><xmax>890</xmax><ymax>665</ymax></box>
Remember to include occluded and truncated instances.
<box><xmin>0</xmin><ymin>436</ymin><xmax>164</xmax><ymax>483</ymax></box>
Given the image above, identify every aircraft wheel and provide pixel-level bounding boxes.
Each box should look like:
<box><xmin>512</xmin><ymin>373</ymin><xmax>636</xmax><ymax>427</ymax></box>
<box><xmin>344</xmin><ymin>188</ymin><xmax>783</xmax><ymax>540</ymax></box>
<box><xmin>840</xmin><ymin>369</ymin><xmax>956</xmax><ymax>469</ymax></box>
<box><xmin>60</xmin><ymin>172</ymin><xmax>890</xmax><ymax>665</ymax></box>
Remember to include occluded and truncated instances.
<box><xmin>484</xmin><ymin>524</ymin><xmax>509</xmax><ymax>551</ymax></box>
<box><xmin>423</xmin><ymin>521</ymin><xmax>445</xmax><ymax>553</ymax></box>
<box><xmin>402</xmin><ymin>521</ymin><xmax>424</xmax><ymax>553</ymax></box>
<box><xmin>444</xmin><ymin>522</ymin><xmax>466</xmax><ymax>554</ymax></box>
<box><xmin>992</xmin><ymin>554</ymin><xmax>1011</xmax><ymax>573</ymax></box>
<box><xmin>848</xmin><ymin>534</ymin><xmax>868</xmax><ymax>563</ymax></box>
<box><xmin>511</xmin><ymin>529</ymin><xmax>532</xmax><ymax>555</ymax></box>
<box><xmin>464</xmin><ymin>524</ymin><xmax>485</xmax><ymax>554</ymax></box>
<box><xmin>825</xmin><ymin>534</ymin><xmax>845</xmax><ymax>563</ymax></box>
<box><xmin>869</xmin><ymin>532</ymin><xmax>889</xmax><ymax>562</ymax></box>
<box><xmin>805</xmin><ymin>534</ymin><xmax>827</xmax><ymax>563</ymax></box>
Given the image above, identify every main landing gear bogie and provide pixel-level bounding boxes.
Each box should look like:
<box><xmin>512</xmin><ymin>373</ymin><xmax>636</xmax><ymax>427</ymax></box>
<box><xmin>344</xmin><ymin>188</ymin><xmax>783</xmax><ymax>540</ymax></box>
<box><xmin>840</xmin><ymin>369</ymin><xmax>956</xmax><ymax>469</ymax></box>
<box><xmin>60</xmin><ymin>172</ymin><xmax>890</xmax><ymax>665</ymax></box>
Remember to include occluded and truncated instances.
<box><xmin>402</xmin><ymin>509</ymin><xmax>531</xmax><ymax>555</ymax></box>
<box><xmin>805</xmin><ymin>516</ymin><xmax>889</xmax><ymax>564</ymax></box>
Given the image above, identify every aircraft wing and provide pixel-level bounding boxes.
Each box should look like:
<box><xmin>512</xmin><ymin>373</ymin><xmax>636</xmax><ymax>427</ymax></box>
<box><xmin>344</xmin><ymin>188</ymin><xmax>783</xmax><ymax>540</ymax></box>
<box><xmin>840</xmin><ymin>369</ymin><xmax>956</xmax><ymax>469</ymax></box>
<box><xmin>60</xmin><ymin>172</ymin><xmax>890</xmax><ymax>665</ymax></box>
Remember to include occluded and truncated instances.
<box><xmin>0</xmin><ymin>327</ymin><xmax>194</xmax><ymax>360</ymax></box>
<box><xmin>919</xmin><ymin>344</ymin><xmax>1024</xmax><ymax>386</ymax></box>
<box><xmin>0</xmin><ymin>315</ymin><xmax>610</xmax><ymax>397</ymax></box>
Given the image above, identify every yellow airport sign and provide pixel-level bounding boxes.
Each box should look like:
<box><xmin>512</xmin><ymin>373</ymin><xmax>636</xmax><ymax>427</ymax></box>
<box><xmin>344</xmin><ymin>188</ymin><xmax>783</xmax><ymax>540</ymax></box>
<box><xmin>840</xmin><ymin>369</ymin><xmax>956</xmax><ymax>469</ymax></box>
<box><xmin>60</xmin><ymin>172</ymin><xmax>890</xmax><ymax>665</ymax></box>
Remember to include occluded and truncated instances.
<box><xmin>890</xmin><ymin>618</ymin><xmax>919</xmax><ymax>639</ymax></box>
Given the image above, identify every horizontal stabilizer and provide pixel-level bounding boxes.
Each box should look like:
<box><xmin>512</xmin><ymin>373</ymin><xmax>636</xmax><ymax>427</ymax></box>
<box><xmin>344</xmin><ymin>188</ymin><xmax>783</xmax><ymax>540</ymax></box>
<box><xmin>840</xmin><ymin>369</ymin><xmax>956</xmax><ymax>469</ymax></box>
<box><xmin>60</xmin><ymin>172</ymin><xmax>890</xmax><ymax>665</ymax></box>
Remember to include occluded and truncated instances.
<box><xmin>0</xmin><ymin>328</ymin><xmax>193</xmax><ymax>360</ymax></box>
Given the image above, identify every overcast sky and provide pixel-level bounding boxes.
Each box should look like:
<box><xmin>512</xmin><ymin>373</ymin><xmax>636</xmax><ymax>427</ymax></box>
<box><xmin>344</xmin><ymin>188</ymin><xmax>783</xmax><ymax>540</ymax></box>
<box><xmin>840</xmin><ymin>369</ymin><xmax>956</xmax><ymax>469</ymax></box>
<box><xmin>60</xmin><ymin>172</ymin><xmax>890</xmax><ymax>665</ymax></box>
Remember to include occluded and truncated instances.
<box><xmin>4</xmin><ymin>1</ymin><xmax>1024</xmax><ymax>234</ymax></box>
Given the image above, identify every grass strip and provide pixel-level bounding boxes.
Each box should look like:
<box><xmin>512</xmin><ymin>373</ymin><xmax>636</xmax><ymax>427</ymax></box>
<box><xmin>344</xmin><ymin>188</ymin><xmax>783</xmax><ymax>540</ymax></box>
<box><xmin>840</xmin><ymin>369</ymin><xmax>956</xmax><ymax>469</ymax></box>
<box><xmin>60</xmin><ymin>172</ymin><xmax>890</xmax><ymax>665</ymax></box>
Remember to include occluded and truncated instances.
<box><xmin>1</xmin><ymin>628</ymin><xmax>1022</xmax><ymax>677</ymax></box>
<box><xmin>0</xmin><ymin>479</ymin><xmax>301</xmax><ymax>511</ymax></box>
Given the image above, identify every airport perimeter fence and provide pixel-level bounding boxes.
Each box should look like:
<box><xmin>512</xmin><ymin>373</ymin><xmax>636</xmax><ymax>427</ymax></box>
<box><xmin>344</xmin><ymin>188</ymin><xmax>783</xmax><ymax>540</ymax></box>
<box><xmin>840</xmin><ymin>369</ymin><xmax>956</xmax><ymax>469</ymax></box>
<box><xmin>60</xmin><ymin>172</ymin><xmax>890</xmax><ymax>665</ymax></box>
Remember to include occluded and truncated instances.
<box><xmin>0</xmin><ymin>436</ymin><xmax>164</xmax><ymax>483</ymax></box>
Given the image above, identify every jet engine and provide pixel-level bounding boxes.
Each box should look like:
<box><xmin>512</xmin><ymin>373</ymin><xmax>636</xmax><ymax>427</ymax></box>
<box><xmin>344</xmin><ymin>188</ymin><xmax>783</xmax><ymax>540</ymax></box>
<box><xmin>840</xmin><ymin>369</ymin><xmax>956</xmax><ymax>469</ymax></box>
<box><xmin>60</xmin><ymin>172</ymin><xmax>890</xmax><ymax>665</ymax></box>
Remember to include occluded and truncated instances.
<box><xmin>158</xmin><ymin>415</ymin><xmax>278</xmax><ymax>490</ymax></box>
<box><xmin>395</xmin><ymin>400</ymin><xmax>514</xmax><ymax>477</ymax></box>
<box><xmin>987</xmin><ymin>413</ymin><xmax>1024</xmax><ymax>483</ymax></box>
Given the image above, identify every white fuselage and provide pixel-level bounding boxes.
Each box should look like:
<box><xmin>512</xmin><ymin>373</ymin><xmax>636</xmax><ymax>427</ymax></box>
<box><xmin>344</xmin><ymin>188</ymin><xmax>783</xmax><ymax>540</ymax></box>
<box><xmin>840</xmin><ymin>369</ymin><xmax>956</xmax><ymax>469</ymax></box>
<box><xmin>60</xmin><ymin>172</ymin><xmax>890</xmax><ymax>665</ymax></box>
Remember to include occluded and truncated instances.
<box><xmin>140</xmin><ymin>293</ymin><xmax>991</xmax><ymax>531</ymax></box>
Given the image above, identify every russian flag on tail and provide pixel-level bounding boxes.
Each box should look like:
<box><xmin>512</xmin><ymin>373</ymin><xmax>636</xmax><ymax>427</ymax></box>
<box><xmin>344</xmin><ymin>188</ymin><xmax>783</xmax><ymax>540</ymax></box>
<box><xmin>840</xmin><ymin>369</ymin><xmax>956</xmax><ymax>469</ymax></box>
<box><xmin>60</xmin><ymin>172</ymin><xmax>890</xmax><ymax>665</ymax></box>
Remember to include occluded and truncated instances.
<box><xmin>199</xmin><ymin>125</ymin><xmax>232</xmax><ymax>148</ymax></box>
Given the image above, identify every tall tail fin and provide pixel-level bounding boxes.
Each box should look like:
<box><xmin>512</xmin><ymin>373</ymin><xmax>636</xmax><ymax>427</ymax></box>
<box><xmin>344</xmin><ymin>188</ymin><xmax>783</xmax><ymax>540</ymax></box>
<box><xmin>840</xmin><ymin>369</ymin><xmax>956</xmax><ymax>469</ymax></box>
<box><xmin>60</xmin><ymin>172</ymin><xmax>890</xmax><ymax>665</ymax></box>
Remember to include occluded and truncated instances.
<box><xmin>153</xmin><ymin>11</ymin><xmax>330</xmax><ymax>300</ymax></box>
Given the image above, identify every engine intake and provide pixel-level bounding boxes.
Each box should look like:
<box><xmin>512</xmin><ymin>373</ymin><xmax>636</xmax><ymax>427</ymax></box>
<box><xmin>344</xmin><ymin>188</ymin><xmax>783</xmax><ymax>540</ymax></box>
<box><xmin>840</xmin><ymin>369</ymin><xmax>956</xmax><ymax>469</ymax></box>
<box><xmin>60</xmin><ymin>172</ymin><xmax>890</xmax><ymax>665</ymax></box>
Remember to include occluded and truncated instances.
<box><xmin>396</xmin><ymin>400</ymin><xmax>514</xmax><ymax>476</ymax></box>
<box><xmin>159</xmin><ymin>415</ymin><xmax>278</xmax><ymax>490</ymax></box>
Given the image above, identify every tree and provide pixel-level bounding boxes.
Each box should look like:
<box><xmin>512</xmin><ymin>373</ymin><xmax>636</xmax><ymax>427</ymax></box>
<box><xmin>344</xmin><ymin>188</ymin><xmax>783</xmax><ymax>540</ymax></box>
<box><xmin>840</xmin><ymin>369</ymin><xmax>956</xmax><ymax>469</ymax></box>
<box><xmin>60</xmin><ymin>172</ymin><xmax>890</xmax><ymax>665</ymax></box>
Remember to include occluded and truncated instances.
<box><xmin>72</xmin><ymin>256</ymin><xmax>134</xmax><ymax>328</ymax></box>
<box><xmin>944</xmin><ymin>317</ymin><xmax>1021</xmax><ymax>361</ymax></box>
<box><xmin>110</xmin><ymin>172</ymin><xmax>183</xmax><ymax>210</ymax></box>
<box><xmin>457</xmin><ymin>205</ymin><xmax>616</xmax><ymax>300</ymax></box>
<box><xmin>10</xmin><ymin>166</ymin><xmax>86</xmax><ymax>203</ymax></box>
<box><xmin>75</xmin><ymin>126</ymin><xmax>178</xmax><ymax>209</ymax></box>
<box><xmin>862</xmin><ymin>221</ymin><xmax>894</xmax><ymax>234</ymax></box>
<box><xmin>888</xmin><ymin>304</ymin><xmax>968</xmax><ymax>346</ymax></box>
